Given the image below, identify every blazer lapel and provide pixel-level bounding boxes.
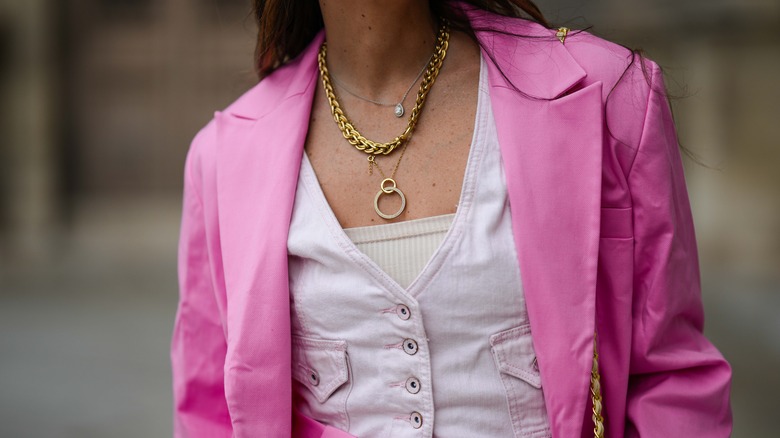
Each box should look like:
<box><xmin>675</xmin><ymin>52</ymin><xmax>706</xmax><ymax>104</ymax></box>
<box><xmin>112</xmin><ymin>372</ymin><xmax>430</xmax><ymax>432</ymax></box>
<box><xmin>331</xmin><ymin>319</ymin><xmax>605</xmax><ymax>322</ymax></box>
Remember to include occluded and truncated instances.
<box><xmin>479</xmin><ymin>23</ymin><xmax>604</xmax><ymax>438</ymax></box>
<box><xmin>214</xmin><ymin>33</ymin><xmax>323</xmax><ymax>434</ymax></box>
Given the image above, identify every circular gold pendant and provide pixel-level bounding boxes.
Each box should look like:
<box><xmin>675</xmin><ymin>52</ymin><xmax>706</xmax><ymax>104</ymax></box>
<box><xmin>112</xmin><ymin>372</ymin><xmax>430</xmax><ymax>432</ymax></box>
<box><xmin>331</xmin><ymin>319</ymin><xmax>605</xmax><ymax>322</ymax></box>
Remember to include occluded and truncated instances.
<box><xmin>374</xmin><ymin>178</ymin><xmax>406</xmax><ymax>220</ymax></box>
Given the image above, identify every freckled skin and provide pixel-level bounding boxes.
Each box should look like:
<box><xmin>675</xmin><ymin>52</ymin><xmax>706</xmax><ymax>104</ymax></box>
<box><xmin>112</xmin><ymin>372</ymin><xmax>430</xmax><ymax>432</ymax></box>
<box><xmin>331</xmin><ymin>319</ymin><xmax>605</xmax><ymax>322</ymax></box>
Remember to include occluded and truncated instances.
<box><xmin>305</xmin><ymin>31</ymin><xmax>480</xmax><ymax>228</ymax></box>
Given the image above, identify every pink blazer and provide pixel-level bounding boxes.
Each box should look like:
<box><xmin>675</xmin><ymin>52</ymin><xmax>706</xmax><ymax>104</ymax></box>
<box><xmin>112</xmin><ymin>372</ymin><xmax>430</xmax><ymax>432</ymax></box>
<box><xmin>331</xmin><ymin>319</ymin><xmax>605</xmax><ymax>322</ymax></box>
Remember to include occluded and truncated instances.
<box><xmin>171</xmin><ymin>10</ymin><xmax>732</xmax><ymax>438</ymax></box>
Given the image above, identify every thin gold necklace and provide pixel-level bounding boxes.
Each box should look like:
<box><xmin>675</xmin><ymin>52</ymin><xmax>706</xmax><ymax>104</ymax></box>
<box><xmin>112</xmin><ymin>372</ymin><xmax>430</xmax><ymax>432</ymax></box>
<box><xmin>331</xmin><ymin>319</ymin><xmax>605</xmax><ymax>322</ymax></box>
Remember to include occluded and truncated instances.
<box><xmin>328</xmin><ymin>53</ymin><xmax>433</xmax><ymax>118</ymax></box>
<box><xmin>317</xmin><ymin>21</ymin><xmax>450</xmax><ymax>219</ymax></box>
<box><xmin>317</xmin><ymin>21</ymin><xmax>449</xmax><ymax>156</ymax></box>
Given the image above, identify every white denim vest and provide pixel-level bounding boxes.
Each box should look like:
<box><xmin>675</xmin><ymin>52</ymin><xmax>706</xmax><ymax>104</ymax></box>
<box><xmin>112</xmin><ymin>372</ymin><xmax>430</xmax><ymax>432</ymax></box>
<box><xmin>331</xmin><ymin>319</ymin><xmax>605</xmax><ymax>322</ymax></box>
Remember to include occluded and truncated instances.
<box><xmin>287</xmin><ymin>56</ymin><xmax>551</xmax><ymax>438</ymax></box>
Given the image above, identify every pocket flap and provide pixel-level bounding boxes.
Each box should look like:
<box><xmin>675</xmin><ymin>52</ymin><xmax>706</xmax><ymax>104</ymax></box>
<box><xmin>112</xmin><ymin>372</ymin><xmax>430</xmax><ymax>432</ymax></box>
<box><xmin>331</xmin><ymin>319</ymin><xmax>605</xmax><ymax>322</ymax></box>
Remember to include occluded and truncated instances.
<box><xmin>291</xmin><ymin>336</ymin><xmax>349</xmax><ymax>403</ymax></box>
<box><xmin>489</xmin><ymin>325</ymin><xmax>542</xmax><ymax>389</ymax></box>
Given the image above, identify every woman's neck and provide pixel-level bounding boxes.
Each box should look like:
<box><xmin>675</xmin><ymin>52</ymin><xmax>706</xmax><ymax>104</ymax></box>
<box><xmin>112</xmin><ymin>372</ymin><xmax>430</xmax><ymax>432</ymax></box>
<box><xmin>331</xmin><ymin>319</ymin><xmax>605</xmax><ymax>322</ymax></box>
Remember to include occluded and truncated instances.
<box><xmin>318</xmin><ymin>0</ymin><xmax>439</xmax><ymax>98</ymax></box>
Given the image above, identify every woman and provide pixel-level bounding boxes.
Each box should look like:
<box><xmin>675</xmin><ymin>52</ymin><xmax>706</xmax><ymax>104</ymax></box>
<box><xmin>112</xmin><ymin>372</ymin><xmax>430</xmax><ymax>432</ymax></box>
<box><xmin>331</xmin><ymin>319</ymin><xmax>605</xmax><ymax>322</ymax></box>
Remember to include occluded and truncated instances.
<box><xmin>171</xmin><ymin>1</ymin><xmax>732</xmax><ymax>437</ymax></box>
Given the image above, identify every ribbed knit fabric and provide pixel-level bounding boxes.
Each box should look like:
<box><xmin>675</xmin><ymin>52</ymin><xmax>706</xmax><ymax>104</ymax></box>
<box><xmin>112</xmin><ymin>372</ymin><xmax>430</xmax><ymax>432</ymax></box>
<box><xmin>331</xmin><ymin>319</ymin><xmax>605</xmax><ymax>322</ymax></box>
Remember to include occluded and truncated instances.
<box><xmin>343</xmin><ymin>214</ymin><xmax>455</xmax><ymax>289</ymax></box>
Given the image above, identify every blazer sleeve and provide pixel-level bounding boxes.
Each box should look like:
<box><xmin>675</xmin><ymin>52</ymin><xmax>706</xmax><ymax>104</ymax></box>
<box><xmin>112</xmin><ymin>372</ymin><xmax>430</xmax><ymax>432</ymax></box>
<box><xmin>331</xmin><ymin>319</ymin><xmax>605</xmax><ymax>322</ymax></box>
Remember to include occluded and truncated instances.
<box><xmin>171</xmin><ymin>128</ymin><xmax>232</xmax><ymax>438</ymax></box>
<box><xmin>624</xmin><ymin>61</ymin><xmax>733</xmax><ymax>436</ymax></box>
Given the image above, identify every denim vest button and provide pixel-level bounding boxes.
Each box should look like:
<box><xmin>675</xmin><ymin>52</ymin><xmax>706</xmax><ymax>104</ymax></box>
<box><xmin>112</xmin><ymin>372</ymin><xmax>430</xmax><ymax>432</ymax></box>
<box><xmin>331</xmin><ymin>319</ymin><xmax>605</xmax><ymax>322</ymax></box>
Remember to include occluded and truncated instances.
<box><xmin>410</xmin><ymin>411</ymin><xmax>423</xmax><ymax>429</ymax></box>
<box><xmin>307</xmin><ymin>369</ymin><xmax>320</xmax><ymax>386</ymax></box>
<box><xmin>405</xmin><ymin>376</ymin><xmax>421</xmax><ymax>394</ymax></box>
<box><xmin>396</xmin><ymin>304</ymin><xmax>411</xmax><ymax>320</ymax></box>
<box><xmin>402</xmin><ymin>338</ymin><xmax>419</xmax><ymax>355</ymax></box>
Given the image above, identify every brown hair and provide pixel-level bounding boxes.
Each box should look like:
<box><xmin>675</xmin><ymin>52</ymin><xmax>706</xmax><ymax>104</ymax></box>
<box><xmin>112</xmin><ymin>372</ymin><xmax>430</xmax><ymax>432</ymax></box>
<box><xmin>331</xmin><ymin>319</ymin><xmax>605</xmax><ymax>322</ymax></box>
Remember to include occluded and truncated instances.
<box><xmin>251</xmin><ymin>0</ymin><xmax>551</xmax><ymax>79</ymax></box>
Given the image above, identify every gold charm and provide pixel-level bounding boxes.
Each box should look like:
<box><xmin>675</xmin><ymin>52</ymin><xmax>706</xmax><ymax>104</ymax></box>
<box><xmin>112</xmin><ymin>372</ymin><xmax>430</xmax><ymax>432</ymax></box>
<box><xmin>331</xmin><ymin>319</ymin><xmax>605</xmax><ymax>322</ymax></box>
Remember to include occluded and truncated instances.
<box><xmin>373</xmin><ymin>178</ymin><xmax>406</xmax><ymax>219</ymax></box>
<box><xmin>556</xmin><ymin>27</ymin><xmax>569</xmax><ymax>44</ymax></box>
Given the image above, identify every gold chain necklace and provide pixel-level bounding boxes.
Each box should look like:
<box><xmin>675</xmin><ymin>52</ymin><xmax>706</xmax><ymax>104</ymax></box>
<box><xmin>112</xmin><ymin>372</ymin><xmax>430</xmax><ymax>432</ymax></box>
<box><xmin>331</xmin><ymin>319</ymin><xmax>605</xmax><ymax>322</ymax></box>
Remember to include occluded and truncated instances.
<box><xmin>317</xmin><ymin>21</ymin><xmax>449</xmax><ymax>156</ymax></box>
<box><xmin>317</xmin><ymin>21</ymin><xmax>450</xmax><ymax>219</ymax></box>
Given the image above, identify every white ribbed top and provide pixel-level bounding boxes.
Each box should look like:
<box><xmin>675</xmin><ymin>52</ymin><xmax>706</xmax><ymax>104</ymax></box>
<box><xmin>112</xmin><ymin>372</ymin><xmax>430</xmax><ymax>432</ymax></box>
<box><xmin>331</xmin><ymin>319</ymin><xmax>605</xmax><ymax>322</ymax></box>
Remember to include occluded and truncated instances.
<box><xmin>343</xmin><ymin>214</ymin><xmax>455</xmax><ymax>289</ymax></box>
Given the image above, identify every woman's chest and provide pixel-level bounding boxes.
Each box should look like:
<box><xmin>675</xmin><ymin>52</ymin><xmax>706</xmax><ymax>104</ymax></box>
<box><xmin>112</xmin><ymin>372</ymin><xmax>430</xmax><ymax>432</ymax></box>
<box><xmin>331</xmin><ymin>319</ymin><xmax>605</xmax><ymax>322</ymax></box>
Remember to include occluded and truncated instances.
<box><xmin>303</xmin><ymin>55</ymin><xmax>479</xmax><ymax>229</ymax></box>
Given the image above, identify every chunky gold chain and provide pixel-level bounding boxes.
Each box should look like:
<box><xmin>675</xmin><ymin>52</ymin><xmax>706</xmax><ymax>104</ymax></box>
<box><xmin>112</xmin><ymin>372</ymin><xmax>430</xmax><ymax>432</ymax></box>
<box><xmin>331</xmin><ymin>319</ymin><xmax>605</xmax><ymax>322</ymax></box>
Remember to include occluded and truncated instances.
<box><xmin>317</xmin><ymin>22</ymin><xmax>449</xmax><ymax>156</ymax></box>
<box><xmin>592</xmin><ymin>332</ymin><xmax>605</xmax><ymax>438</ymax></box>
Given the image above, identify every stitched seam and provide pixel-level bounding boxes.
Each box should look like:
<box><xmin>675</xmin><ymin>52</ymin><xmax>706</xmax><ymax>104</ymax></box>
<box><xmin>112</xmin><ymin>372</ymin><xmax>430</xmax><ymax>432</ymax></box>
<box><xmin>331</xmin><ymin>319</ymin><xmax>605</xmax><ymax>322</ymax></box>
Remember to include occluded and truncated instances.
<box><xmin>490</xmin><ymin>324</ymin><xmax>532</xmax><ymax>346</ymax></box>
<box><xmin>624</xmin><ymin>61</ymin><xmax>660</xmax><ymax>349</ymax></box>
<box><xmin>409</xmin><ymin>55</ymin><xmax>490</xmax><ymax>296</ymax></box>
<box><xmin>626</xmin><ymin>61</ymin><xmax>658</xmax><ymax>178</ymax></box>
<box><xmin>291</xmin><ymin>336</ymin><xmax>347</xmax><ymax>351</ymax></box>
<box><xmin>181</xmin><ymin>134</ymin><xmax>223</xmax><ymax>339</ymax></box>
<box><xmin>184</xmin><ymin>141</ymin><xmax>206</xmax><ymax>209</ymax></box>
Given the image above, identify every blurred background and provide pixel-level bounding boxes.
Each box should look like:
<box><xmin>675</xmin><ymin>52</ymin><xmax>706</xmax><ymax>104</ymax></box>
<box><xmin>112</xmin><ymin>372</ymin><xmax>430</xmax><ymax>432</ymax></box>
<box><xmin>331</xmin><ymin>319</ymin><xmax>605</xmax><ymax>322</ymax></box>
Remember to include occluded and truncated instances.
<box><xmin>0</xmin><ymin>0</ymin><xmax>777</xmax><ymax>436</ymax></box>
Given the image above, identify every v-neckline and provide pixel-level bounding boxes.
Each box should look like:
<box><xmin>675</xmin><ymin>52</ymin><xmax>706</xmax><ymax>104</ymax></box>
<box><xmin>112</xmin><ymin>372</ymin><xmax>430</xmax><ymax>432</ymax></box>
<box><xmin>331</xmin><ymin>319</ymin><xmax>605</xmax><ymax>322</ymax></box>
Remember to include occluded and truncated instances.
<box><xmin>298</xmin><ymin>54</ymin><xmax>489</xmax><ymax>299</ymax></box>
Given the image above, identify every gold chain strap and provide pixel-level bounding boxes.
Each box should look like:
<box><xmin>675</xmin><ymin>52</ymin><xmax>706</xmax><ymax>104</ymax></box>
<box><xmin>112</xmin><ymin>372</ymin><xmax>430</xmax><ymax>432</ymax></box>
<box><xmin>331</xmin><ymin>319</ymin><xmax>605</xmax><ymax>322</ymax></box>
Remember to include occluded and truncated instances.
<box><xmin>591</xmin><ymin>332</ymin><xmax>605</xmax><ymax>438</ymax></box>
<box><xmin>317</xmin><ymin>22</ymin><xmax>450</xmax><ymax>156</ymax></box>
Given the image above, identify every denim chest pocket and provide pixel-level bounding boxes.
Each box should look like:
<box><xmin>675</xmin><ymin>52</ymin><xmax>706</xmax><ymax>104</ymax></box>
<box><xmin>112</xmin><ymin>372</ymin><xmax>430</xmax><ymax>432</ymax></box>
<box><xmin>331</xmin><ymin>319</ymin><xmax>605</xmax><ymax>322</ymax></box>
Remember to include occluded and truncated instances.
<box><xmin>490</xmin><ymin>324</ymin><xmax>552</xmax><ymax>438</ymax></box>
<box><xmin>291</xmin><ymin>335</ymin><xmax>352</xmax><ymax>430</ymax></box>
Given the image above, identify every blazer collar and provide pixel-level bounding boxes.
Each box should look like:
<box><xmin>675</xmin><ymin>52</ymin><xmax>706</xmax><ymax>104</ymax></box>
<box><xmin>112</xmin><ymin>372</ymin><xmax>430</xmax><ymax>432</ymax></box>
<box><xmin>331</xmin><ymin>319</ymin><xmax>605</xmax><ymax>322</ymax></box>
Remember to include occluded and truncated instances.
<box><xmin>215</xmin><ymin>14</ymin><xmax>601</xmax><ymax>438</ymax></box>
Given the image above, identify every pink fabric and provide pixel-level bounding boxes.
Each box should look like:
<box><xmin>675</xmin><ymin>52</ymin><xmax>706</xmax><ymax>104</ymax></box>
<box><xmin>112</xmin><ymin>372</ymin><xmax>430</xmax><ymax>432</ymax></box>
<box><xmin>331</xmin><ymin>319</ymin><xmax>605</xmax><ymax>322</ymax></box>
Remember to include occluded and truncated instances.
<box><xmin>171</xmin><ymin>11</ymin><xmax>732</xmax><ymax>438</ymax></box>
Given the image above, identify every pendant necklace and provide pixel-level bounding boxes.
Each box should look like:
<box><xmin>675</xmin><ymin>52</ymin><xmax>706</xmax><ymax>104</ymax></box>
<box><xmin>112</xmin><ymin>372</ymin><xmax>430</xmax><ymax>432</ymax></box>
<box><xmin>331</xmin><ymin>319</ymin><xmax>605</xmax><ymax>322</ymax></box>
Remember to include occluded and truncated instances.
<box><xmin>329</xmin><ymin>53</ymin><xmax>433</xmax><ymax>118</ymax></box>
<box><xmin>367</xmin><ymin>142</ymin><xmax>410</xmax><ymax>219</ymax></box>
<box><xmin>317</xmin><ymin>20</ymin><xmax>450</xmax><ymax>219</ymax></box>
